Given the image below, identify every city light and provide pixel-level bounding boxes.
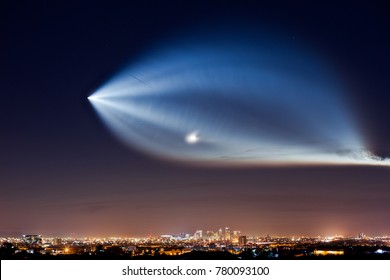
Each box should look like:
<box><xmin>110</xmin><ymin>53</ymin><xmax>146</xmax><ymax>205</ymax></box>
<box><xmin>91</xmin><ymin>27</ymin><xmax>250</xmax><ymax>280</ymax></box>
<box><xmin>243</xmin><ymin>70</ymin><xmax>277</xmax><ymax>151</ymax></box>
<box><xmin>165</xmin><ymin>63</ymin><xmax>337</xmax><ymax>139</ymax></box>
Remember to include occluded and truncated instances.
<box><xmin>2</xmin><ymin>229</ymin><xmax>390</xmax><ymax>259</ymax></box>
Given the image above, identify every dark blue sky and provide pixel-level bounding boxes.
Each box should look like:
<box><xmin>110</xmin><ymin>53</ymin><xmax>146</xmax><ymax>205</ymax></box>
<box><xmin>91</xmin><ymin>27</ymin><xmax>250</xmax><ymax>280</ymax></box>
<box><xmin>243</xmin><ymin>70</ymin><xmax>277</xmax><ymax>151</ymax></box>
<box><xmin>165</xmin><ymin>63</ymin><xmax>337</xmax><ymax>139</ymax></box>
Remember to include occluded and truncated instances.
<box><xmin>1</xmin><ymin>0</ymin><xmax>390</xmax><ymax>237</ymax></box>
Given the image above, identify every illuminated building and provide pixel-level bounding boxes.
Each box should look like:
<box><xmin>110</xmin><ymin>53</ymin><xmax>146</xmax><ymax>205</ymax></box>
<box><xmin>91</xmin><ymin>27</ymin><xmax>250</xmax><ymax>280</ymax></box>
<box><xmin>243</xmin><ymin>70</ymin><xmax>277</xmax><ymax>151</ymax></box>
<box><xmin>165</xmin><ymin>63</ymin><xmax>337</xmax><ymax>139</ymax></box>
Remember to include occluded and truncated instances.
<box><xmin>218</xmin><ymin>228</ymin><xmax>223</xmax><ymax>241</ymax></box>
<box><xmin>194</xmin><ymin>230</ymin><xmax>203</xmax><ymax>240</ymax></box>
<box><xmin>225</xmin><ymin>227</ymin><xmax>231</xmax><ymax>241</ymax></box>
<box><xmin>314</xmin><ymin>249</ymin><xmax>344</xmax><ymax>256</ymax></box>
<box><xmin>232</xmin><ymin>231</ymin><xmax>241</xmax><ymax>243</ymax></box>
<box><xmin>22</xmin><ymin>235</ymin><xmax>42</xmax><ymax>247</ymax></box>
<box><xmin>53</xmin><ymin>238</ymin><xmax>62</xmax><ymax>246</ymax></box>
<box><xmin>239</xmin><ymin>236</ymin><xmax>247</xmax><ymax>246</ymax></box>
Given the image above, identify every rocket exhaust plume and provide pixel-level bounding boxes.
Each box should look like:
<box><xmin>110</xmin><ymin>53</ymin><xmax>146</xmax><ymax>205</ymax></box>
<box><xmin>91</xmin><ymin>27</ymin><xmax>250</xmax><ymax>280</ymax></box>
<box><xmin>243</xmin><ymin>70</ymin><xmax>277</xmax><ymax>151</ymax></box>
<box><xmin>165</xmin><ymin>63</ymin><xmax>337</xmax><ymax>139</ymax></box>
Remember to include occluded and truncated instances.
<box><xmin>88</xmin><ymin>29</ymin><xmax>390</xmax><ymax>167</ymax></box>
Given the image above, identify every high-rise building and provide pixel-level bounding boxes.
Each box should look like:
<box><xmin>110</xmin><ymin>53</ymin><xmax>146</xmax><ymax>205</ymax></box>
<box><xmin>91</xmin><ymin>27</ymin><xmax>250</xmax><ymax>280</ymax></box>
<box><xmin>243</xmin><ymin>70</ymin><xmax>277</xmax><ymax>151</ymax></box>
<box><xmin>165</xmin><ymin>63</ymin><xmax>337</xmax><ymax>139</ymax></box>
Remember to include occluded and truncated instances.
<box><xmin>225</xmin><ymin>227</ymin><xmax>231</xmax><ymax>241</ymax></box>
<box><xmin>194</xmin><ymin>230</ymin><xmax>203</xmax><ymax>240</ymax></box>
<box><xmin>232</xmin><ymin>230</ymin><xmax>241</xmax><ymax>242</ymax></box>
<box><xmin>239</xmin><ymin>236</ymin><xmax>247</xmax><ymax>247</ymax></box>
<box><xmin>218</xmin><ymin>228</ymin><xmax>223</xmax><ymax>241</ymax></box>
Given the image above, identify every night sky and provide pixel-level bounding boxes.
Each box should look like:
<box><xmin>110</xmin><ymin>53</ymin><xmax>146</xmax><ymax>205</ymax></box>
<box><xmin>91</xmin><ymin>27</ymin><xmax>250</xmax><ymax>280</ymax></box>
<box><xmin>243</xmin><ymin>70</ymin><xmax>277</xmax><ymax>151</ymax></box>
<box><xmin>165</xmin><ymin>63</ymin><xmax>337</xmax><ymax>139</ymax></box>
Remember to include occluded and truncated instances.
<box><xmin>1</xmin><ymin>1</ymin><xmax>390</xmax><ymax>237</ymax></box>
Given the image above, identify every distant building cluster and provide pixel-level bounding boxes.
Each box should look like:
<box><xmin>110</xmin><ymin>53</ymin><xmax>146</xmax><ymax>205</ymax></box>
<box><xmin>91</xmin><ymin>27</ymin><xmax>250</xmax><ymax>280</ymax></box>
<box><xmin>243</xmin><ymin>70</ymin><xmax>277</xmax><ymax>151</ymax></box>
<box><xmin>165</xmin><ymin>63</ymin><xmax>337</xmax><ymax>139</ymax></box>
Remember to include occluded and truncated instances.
<box><xmin>160</xmin><ymin>227</ymin><xmax>245</xmax><ymax>244</ymax></box>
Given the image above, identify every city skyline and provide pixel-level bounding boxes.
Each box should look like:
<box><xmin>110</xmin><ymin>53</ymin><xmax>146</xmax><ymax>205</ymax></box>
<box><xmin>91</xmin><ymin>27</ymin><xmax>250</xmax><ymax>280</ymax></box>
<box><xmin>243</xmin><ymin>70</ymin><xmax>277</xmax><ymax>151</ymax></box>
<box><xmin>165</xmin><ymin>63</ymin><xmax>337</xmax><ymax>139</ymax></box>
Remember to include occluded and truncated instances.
<box><xmin>1</xmin><ymin>222</ymin><xmax>388</xmax><ymax>240</ymax></box>
<box><xmin>3</xmin><ymin>230</ymin><xmax>390</xmax><ymax>260</ymax></box>
<box><xmin>1</xmin><ymin>1</ymin><xmax>390</xmax><ymax>238</ymax></box>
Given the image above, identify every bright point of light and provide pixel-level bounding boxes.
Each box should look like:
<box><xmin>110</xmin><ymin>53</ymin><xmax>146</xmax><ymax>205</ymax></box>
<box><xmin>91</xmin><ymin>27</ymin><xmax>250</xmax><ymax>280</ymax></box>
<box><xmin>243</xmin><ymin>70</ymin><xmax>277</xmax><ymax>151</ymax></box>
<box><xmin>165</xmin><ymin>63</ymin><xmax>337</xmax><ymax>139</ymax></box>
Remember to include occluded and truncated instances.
<box><xmin>88</xmin><ymin>95</ymin><xmax>99</xmax><ymax>101</ymax></box>
<box><xmin>185</xmin><ymin>132</ymin><xmax>199</xmax><ymax>144</ymax></box>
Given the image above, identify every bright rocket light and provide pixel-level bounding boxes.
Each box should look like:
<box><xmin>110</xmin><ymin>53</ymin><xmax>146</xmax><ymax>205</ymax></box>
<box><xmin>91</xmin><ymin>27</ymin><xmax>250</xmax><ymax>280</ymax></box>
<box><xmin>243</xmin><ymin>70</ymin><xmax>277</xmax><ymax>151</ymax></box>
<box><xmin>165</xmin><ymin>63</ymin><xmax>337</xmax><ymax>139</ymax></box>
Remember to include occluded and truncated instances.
<box><xmin>88</xmin><ymin>31</ymin><xmax>390</xmax><ymax>167</ymax></box>
<box><xmin>185</xmin><ymin>132</ymin><xmax>199</xmax><ymax>144</ymax></box>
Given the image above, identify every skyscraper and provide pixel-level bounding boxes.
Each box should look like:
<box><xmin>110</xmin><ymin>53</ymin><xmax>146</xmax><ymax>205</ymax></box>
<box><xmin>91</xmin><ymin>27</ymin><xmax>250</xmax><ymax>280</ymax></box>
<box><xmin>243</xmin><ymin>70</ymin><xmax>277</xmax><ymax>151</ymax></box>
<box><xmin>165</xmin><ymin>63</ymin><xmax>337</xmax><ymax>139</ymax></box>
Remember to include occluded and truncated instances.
<box><xmin>225</xmin><ymin>227</ymin><xmax>231</xmax><ymax>242</ymax></box>
<box><xmin>239</xmin><ymin>236</ymin><xmax>247</xmax><ymax>246</ymax></box>
<box><xmin>218</xmin><ymin>228</ymin><xmax>223</xmax><ymax>241</ymax></box>
<box><xmin>194</xmin><ymin>230</ymin><xmax>203</xmax><ymax>240</ymax></box>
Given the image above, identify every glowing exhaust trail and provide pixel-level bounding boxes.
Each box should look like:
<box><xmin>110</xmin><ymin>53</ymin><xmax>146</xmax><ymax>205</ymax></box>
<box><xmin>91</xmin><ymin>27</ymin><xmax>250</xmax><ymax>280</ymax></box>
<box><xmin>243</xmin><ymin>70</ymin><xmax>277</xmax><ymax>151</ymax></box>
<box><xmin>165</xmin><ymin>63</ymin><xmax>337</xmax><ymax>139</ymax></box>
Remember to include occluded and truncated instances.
<box><xmin>88</xmin><ymin>32</ymin><xmax>390</xmax><ymax>167</ymax></box>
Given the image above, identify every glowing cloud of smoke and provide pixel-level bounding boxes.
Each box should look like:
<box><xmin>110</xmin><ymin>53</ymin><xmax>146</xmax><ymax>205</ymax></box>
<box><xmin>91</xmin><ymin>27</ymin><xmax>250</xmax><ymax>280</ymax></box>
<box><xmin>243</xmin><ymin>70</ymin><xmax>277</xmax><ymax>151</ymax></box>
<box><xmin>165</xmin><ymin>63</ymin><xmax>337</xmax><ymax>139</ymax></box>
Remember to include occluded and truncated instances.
<box><xmin>88</xmin><ymin>31</ymin><xmax>390</xmax><ymax>167</ymax></box>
